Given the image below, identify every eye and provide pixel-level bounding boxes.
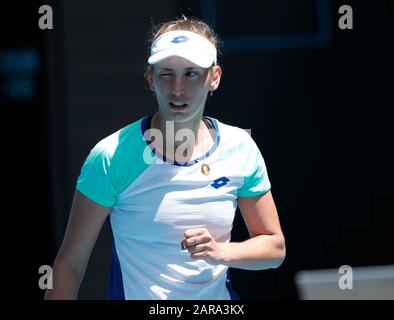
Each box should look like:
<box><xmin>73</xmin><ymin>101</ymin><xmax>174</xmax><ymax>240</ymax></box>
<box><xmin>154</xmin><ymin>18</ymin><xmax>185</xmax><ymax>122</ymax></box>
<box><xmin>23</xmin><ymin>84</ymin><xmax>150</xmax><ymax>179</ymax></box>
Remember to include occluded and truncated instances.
<box><xmin>159</xmin><ymin>73</ymin><xmax>173</xmax><ymax>78</ymax></box>
<box><xmin>185</xmin><ymin>71</ymin><xmax>199</xmax><ymax>77</ymax></box>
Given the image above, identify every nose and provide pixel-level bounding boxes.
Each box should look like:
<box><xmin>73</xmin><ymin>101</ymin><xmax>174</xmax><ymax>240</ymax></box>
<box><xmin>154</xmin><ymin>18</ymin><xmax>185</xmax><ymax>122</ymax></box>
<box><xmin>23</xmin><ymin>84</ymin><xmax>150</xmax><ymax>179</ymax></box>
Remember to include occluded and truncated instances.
<box><xmin>171</xmin><ymin>76</ymin><xmax>185</xmax><ymax>97</ymax></box>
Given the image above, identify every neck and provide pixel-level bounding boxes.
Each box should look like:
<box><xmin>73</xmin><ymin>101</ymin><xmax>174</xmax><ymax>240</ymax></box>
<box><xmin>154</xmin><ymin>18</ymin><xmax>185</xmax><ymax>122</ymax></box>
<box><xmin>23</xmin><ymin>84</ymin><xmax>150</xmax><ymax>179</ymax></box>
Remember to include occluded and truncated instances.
<box><xmin>150</xmin><ymin>112</ymin><xmax>214</xmax><ymax>163</ymax></box>
<box><xmin>153</xmin><ymin>113</ymin><xmax>206</xmax><ymax>148</ymax></box>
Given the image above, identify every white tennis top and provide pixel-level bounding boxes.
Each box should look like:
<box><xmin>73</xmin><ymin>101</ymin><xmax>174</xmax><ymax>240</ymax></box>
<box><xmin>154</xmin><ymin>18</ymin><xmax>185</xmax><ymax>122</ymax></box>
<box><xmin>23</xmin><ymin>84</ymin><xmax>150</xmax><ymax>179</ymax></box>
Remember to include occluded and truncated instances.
<box><xmin>76</xmin><ymin>116</ymin><xmax>271</xmax><ymax>300</ymax></box>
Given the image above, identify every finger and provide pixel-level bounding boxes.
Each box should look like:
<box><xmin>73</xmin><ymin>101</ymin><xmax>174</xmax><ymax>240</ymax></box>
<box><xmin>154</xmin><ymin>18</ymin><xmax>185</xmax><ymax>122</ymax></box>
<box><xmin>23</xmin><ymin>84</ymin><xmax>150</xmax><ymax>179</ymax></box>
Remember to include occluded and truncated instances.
<box><xmin>191</xmin><ymin>251</ymin><xmax>210</xmax><ymax>259</ymax></box>
<box><xmin>184</xmin><ymin>228</ymin><xmax>208</xmax><ymax>238</ymax></box>
<box><xmin>181</xmin><ymin>239</ymin><xmax>187</xmax><ymax>251</ymax></box>
<box><xmin>181</xmin><ymin>238</ymin><xmax>202</xmax><ymax>250</ymax></box>
<box><xmin>188</xmin><ymin>243</ymin><xmax>210</xmax><ymax>254</ymax></box>
<box><xmin>181</xmin><ymin>237</ymin><xmax>197</xmax><ymax>250</ymax></box>
<box><xmin>185</xmin><ymin>236</ymin><xmax>199</xmax><ymax>247</ymax></box>
<box><xmin>185</xmin><ymin>235</ymin><xmax>211</xmax><ymax>247</ymax></box>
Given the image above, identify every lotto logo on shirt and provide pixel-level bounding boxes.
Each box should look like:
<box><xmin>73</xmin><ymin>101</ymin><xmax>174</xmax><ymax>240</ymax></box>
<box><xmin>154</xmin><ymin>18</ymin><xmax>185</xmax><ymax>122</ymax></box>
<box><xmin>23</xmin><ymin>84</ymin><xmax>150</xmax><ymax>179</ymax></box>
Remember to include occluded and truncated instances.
<box><xmin>210</xmin><ymin>176</ymin><xmax>230</xmax><ymax>189</ymax></box>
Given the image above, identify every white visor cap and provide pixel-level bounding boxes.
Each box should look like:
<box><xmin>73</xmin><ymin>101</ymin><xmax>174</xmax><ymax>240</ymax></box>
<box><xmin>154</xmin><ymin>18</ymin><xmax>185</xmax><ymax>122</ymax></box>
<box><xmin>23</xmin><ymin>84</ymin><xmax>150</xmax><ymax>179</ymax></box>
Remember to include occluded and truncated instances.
<box><xmin>148</xmin><ymin>30</ymin><xmax>217</xmax><ymax>68</ymax></box>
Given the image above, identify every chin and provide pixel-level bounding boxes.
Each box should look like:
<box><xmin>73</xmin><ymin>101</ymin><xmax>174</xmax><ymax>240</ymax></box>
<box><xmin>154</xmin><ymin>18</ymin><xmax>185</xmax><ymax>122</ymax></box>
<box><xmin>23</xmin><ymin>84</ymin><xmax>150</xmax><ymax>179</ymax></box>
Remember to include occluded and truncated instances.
<box><xmin>171</xmin><ymin>113</ymin><xmax>193</xmax><ymax>123</ymax></box>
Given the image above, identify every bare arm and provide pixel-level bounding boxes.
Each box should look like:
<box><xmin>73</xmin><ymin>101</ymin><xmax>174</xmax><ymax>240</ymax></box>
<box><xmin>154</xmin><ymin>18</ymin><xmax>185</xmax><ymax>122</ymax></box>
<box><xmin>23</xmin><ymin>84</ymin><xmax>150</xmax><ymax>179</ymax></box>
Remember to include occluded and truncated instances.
<box><xmin>224</xmin><ymin>190</ymin><xmax>286</xmax><ymax>270</ymax></box>
<box><xmin>183</xmin><ymin>190</ymin><xmax>286</xmax><ymax>270</ymax></box>
<box><xmin>45</xmin><ymin>190</ymin><xmax>111</xmax><ymax>299</ymax></box>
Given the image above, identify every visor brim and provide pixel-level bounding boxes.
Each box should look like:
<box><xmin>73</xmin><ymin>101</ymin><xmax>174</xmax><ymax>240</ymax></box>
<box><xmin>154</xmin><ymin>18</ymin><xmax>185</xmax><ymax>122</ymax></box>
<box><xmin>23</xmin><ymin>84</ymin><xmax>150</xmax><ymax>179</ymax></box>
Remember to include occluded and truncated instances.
<box><xmin>148</xmin><ymin>48</ymin><xmax>215</xmax><ymax>68</ymax></box>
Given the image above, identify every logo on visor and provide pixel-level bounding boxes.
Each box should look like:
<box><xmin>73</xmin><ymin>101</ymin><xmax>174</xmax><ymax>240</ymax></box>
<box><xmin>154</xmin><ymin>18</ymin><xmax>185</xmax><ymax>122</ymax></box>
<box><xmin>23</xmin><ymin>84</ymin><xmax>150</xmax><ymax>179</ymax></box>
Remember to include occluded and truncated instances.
<box><xmin>171</xmin><ymin>36</ymin><xmax>190</xmax><ymax>44</ymax></box>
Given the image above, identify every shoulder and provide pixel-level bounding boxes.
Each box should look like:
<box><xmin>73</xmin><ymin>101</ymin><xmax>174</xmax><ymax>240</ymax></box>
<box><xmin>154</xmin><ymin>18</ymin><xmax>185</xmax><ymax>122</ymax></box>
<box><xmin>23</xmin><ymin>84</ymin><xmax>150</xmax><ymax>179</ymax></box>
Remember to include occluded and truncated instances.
<box><xmin>77</xmin><ymin>117</ymin><xmax>150</xmax><ymax>204</ymax></box>
<box><xmin>212</xmin><ymin>117</ymin><xmax>268</xmax><ymax>174</ymax></box>
<box><xmin>212</xmin><ymin>119</ymin><xmax>271</xmax><ymax>196</ymax></box>
<box><xmin>212</xmin><ymin>117</ymin><xmax>258</xmax><ymax>152</ymax></box>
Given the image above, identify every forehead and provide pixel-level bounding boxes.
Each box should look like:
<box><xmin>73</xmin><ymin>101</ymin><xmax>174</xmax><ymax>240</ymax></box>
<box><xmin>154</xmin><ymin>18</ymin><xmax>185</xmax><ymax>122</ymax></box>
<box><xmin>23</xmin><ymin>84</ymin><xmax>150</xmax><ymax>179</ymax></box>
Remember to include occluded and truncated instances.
<box><xmin>154</xmin><ymin>56</ymin><xmax>203</xmax><ymax>70</ymax></box>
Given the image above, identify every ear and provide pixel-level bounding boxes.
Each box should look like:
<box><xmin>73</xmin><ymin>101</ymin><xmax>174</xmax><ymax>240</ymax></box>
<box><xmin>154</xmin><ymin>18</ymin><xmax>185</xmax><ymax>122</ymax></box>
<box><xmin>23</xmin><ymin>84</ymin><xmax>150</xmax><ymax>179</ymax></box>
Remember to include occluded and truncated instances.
<box><xmin>210</xmin><ymin>65</ymin><xmax>222</xmax><ymax>92</ymax></box>
<box><xmin>145</xmin><ymin>65</ymin><xmax>155</xmax><ymax>92</ymax></box>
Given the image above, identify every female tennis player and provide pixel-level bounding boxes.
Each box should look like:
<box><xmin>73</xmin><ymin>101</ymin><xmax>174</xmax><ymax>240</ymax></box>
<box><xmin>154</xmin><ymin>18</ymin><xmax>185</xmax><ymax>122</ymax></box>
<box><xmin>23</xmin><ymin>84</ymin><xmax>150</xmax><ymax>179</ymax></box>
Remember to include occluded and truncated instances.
<box><xmin>45</xmin><ymin>17</ymin><xmax>286</xmax><ymax>300</ymax></box>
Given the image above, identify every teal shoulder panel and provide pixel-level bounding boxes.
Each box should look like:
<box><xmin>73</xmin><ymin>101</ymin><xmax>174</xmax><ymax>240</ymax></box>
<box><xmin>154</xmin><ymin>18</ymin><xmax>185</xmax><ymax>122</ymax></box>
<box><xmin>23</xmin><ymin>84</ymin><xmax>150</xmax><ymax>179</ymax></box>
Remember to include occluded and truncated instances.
<box><xmin>216</xmin><ymin>121</ymin><xmax>271</xmax><ymax>198</ymax></box>
<box><xmin>76</xmin><ymin>118</ymin><xmax>152</xmax><ymax>207</ymax></box>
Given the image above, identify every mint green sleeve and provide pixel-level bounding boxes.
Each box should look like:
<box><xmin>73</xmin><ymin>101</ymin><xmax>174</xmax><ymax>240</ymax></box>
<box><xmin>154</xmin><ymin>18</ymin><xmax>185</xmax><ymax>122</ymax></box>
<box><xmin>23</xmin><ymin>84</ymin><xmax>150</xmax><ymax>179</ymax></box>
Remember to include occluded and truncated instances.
<box><xmin>76</xmin><ymin>143</ymin><xmax>117</xmax><ymax>207</ymax></box>
<box><xmin>237</xmin><ymin>134</ymin><xmax>271</xmax><ymax>197</ymax></box>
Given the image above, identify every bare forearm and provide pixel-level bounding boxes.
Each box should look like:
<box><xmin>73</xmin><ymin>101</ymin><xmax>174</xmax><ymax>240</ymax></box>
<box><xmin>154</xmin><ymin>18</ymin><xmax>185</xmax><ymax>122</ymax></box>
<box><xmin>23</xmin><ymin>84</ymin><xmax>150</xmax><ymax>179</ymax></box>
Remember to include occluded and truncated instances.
<box><xmin>44</xmin><ymin>260</ymin><xmax>83</xmax><ymax>300</ymax></box>
<box><xmin>220</xmin><ymin>234</ymin><xmax>286</xmax><ymax>270</ymax></box>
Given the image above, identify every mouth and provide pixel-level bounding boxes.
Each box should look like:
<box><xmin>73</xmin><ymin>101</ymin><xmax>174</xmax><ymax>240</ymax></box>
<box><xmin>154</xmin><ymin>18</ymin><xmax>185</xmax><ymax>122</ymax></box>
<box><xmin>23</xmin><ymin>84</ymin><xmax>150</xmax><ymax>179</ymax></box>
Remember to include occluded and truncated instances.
<box><xmin>169</xmin><ymin>102</ymin><xmax>189</xmax><ymax>111</ymax></box>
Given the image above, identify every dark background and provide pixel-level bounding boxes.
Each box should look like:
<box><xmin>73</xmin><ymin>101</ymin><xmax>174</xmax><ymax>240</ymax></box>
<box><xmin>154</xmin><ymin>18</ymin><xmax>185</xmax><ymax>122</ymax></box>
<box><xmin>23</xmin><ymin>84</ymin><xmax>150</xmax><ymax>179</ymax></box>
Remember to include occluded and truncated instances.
<box><xmin>3</xmin><ymin>0</ymin><xmax>392</xmax><ymax>299</ymax></box>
